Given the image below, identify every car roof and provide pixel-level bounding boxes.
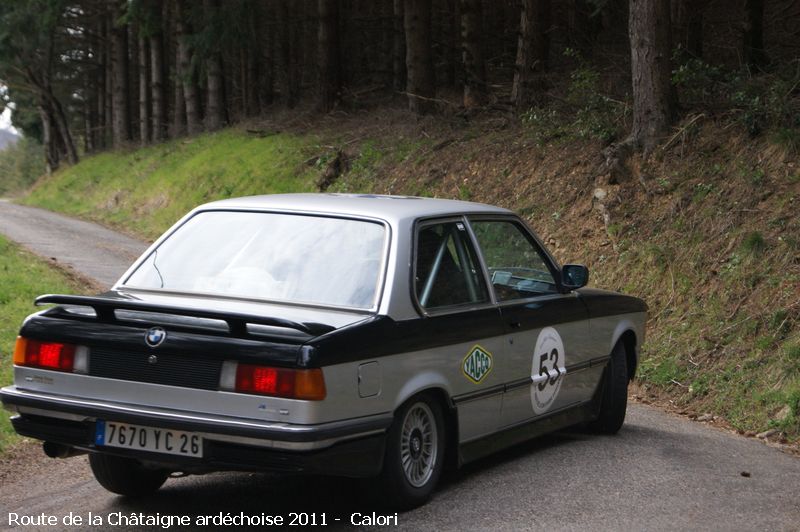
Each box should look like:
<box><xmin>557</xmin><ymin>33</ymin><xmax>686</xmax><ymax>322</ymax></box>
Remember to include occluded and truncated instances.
<box><xmin>199</xmin><ymin>193</ymin><xmax>513</xmax><ymax>224</ymax></box>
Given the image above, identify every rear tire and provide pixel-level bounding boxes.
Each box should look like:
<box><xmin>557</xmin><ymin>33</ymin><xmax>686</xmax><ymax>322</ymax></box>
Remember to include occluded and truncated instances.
<box><xmin>589</xmin><ymin>341</ymin><xmax>629</xmax><ymax>434</ymax></box>
<box><xmin>89</xmin><ymin>453</ymin><xmax>168</xmax><ymax>497</ymax></box>
<box><xmin>379</xmin><ymin>394</ymin><xmax>445</xmax><ymax>510</ymax></box>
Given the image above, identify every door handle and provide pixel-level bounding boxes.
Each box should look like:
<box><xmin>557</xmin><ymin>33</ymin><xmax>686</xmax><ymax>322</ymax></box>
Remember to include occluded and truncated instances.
<box><xmin>508</xmin><ymin>320</ymin><xmax>521</xmax><ymax>329</ymax></box>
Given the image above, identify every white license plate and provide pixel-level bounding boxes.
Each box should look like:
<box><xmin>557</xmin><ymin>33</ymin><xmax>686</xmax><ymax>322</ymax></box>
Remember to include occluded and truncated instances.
<box><xmin>95</xmin><ymin>420</ymin><xmax>203</xmax><ymax>458</ymax></box>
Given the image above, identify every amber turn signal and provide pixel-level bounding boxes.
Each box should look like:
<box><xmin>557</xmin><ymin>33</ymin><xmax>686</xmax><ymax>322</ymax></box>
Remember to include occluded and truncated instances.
<box><xmin>234</xmin><ymin>364</ymin><xmax>326</xmax><ymax>400</ymax></box>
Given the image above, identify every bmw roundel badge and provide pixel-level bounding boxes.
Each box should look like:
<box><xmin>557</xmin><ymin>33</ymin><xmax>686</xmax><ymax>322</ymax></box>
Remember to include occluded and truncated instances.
<box><xmin>145</xmin><ymin>327</ymin><xmax>166</xmax><ymax>348</ymax></box>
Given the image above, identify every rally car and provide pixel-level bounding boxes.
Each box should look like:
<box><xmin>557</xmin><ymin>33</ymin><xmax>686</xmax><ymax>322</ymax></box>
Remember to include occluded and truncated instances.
<box><xmin>1</xmin><ymin>193</ymin><xmax>646</xmax><ymax>508</ymax></box>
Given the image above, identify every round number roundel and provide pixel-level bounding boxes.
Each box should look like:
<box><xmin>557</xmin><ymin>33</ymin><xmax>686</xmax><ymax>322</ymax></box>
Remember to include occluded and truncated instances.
<box><xmin>531</xmin><ymin>327</ymin><xmax>565</xmax><ymax>414</ymax></box>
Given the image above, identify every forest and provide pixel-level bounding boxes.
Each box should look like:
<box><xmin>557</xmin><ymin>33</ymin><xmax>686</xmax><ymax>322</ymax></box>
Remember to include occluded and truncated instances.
<box><xmin>0</xmin><ymin>0</ymin><xmax>797</xmax><ymax>175</ymax></box>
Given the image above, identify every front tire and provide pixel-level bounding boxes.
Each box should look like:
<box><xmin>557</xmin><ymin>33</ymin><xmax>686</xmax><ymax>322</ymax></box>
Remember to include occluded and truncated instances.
<box><xmin>590</xmin><ymin>341</ymin><xmax>629</xmax><ymax>434</ymax></box>
<box><xmin>89</xmin><ymin>453</ymin><xmax>168</xmax><ymax>497</ymax></box>
<box><xmin>379</xmin><ymin>394</ymin><xmax>445</xmax><ymax>509</ymax></box>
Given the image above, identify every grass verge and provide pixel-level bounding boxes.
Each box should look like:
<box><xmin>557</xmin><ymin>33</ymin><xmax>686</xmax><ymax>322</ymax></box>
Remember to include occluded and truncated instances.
<box><xmin>0</xmin><ymin>235</ymin><xmax>90</xmax><ymax>452</ymax></box>
<box><xmin>23</xmin><ymin>129</ymin><xmax>319</xmax><ymax>240</ymax></box>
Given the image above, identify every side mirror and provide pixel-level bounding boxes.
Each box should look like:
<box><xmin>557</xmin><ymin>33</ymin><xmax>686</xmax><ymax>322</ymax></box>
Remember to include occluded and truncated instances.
<box><xmin>562</xmin><ymin>264</ymin><xmax>589</xmax><ymax>290</ymax></box>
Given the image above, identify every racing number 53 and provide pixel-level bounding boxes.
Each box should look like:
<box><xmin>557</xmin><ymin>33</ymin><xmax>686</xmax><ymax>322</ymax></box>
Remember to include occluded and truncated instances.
<box><xmin>538</xmin><ymin>348</ymin><xmax>563</xmax><ymax>391</ymax></box>
<box><xmin>531</xmin><ymin>327</ymin><xmax>566</xmax><ymax>415</ymax></box>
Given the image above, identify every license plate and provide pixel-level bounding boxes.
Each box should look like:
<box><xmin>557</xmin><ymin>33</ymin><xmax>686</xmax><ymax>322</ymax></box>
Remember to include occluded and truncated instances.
<box><xmin>95</xmin><ymin>420</ymin><xmax>203</xmax><ymax>458</ymax></box>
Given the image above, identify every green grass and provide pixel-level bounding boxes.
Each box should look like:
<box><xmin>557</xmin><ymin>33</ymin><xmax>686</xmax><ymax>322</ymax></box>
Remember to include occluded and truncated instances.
<box><xmin>0</xmin><ymin>235</ymin><xmax>89</xmax><ymax>452</ymax></box>
<box><xmin>24</xmin><ymin>129</ymin><xmax>320</xmax><ymax>240</ymax></box>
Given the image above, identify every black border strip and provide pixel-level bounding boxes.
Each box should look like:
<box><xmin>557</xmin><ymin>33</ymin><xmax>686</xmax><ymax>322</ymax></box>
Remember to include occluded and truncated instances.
<box><xmin>452</xmin><ymin>355</ymin><xmax>611</xmax><ymax>403</ymax></box>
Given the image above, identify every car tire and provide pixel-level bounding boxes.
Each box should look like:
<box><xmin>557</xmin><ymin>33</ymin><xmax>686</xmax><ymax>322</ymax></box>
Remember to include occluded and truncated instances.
<box><xmin>89</xmin><ymin>453</ymin><xmax>168</xmax><ymax>497</ymax></box>
<box><xmin>379</xmin><ymin>394</ymin><xmax>446</xmax><ymax>510</ymax></box>
<box><xmin>589</xmin><ymin>341</ymin><xmax>629</xmax><ymax>434</ymax></box>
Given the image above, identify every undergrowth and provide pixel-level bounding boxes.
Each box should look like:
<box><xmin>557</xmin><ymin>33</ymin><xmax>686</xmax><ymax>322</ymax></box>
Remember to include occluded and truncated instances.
<box><xmin>0</xmin><ymin>137</ymin><xmax>46</xmax><ymax>196</ymax></box>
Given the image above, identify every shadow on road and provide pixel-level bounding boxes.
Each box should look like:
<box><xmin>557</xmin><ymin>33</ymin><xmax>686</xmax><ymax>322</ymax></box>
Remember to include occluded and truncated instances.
<box><xmin>92</xmin><ymin>428</ymin><xmax>594</xmax><ymax>530</ymax></box>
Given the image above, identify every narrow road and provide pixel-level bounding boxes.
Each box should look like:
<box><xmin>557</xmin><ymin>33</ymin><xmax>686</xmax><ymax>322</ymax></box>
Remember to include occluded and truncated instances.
<box><xmin>1</xmin><ymin>200</ymin><xmax>799</xmax><ymax>531</ymax></box>
<box><xmin>0</xmin><ymin>200</ymin><xmax>147</xmax><ymax>288</ymax></box>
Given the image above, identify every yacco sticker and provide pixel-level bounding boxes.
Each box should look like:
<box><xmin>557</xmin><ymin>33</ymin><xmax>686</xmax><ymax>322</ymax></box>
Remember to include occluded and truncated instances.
<box><xmin>531</xmin><ymin>327</ymin><xmax>565</xmax><ymax>414</ymax></box>
<box><xmin>463</xmin><ymin>345</ymin><xmax>493</xmax><ymax>384</ymax></box>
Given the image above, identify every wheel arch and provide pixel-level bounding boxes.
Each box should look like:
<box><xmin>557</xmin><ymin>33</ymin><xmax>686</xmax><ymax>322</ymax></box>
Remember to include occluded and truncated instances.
<box><xmin>614</xmin><ymin>328</ymin><xmax>638</xmax><ymax>380</ymax></box>
<box><xmin>392</xmin><ymin>382</ymin><xmax>459</xmax><ymax>471</ymax></box>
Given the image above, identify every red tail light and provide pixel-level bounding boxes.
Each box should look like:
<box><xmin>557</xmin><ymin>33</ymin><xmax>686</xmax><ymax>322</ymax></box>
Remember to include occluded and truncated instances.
<box><xmin>14</xmin><ymin>337</ymin><xmax>76</xmax><ymax>372</ymax></box>
<box><xmin>235</xmin><ymin>364</ymin><xmax>326</xmax><ymax>400</ymax></box>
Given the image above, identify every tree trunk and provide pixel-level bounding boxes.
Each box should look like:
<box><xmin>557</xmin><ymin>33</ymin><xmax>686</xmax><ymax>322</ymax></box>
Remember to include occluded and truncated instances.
<box><xmin>111</xmin><ymin>2</ymin><xmax>131</xmax><ymax>147</ymax></box>
<box><xmin>38</xmin><ymin>101</ymin><xmax>57</xmax><ymax>173</ymax></box>
<box><xmin>318</xmin><ymin>0</ymin><xmax>341</xmax><ymax>112</ymax></box>
<box><xmin>743</xmin><ymin>0</ymin><xmax>768</xmax><ymax>69</ymax></box>
<box><xmin>130</xmin><ymin>22</ymin><xmax>140</xmax><ymax>143</ymax></box>
<box><xmin>278</xmin><ymin>0</ymin><xmax>292</xmax><ymax>105</ymax></box>
<box><xmin>104</xmin><ymin>13</ymin><xmax>114</xmax><ymax>147</ymax></box>
<box><xmin>84</xmin><ymin>76</ymin><xmax>96</xmax><ymax>153</ymax></box>
<box><xmin>686</xmin><ymin>4</ymin><xmax>703</xmax><ymax>58</ymax></box>
<box><xmin>287</xmin><ymin>0</ymin><xmax>303</xmax><ymax>108</ymax></box>
<box><xmin>393</xmin><ymin>0</ymin><xmax>407</xmax><ymax>91</ymax></box>
<box><xmin>404</xmin><ymin>0</ymin><xmax>435</xmax><ymax>114</ymax></box>
<box><xmin>302</xmin><ymin>0</ymin><xmax>319</xmax><ymax>91</ymax></box>
<box><xmin>443</xmin><ymin>0</ymin><xmax>459</xmax><ymax>87</ymax></box>
<box><xmin>171</xmin><ymin>12</ymin><xmax>186</xmax><ymax>137</ymax></box>
<box><xmin>259</xmin><ymin>1</ymin><xmax>275</xmax><ymax>108</ymax></box>
<box><xmin>138</xmin><ymin>32</ymin><xmax>150</xmax><ymax>145</ymax></box>
<box><xmin>247</xmin><ymin>46</ymin><xmax>259</xmax><ymax>115</ymax></box>
<box><xmin>511</xmin><ymin>0</ymin><xmax>551</xmax><ymax>108</ymax></box>
<box><xmin>460</xmin><ymin>0</ymin><xmax>486</xmax><ymax>108</ymax></box>
<box><xmin>204</xmin><ymin>0</ymin><xmax>225</xmax><ymax>130</ymax></box>
<box><xmin>150</xmin><ymin>30</ymin><xmax>167</xmax><ymax>141</ymax></box>
<box><xmin>50</xmin><ymin>92</ymin><xmax>79</xmax><ymax>165</ymax></box>
<box><xmin>31</xmin><ymin>71</ymin><xmax>79</xmax><ymax>166</ymax></box>
<box><xmin>629</xmin><ymin>0</ymin><xmax>673</xmax><ymax>153</ymax></box>
<box><xmin>380</xmin><ymin>0</ymin><xmax>393</xmax><ymax>86</ymax></box>
<box><xmin>94</xmin><ymin>13</ymin><xmax>106</xmax><ymax>150</ymax></box>
<box><xmin>175</xmin><ymin>0</ymin><xmax>202</xmax><ymax>134</ymax></box>
<box><xmin>206</xmin><ymin>52</ymin><xmax>225</xmax><ymax>129</ymax></box>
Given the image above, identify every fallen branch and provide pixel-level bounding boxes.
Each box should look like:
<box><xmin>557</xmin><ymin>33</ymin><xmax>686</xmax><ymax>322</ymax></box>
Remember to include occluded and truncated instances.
<box><xmin>660</xmin><ymin>113</ymin><xmax>705</xmax><ymax>152</ymax></box>
<box><xmin>397</xmin><ymin>91</ymin><xmax>459</xmax><ymax>108</ymax></box>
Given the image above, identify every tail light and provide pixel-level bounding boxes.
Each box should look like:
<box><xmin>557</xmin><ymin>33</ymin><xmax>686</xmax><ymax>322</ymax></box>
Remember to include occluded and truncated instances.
<box><xmin>222</xmin><ymin>362</ymin><xmax>326</xmax><ymax>400</ymax></box>
<box><xmin>13</xmin><ymin>337</ymin><xmax>88</xmax><ymax>374</ymax></box>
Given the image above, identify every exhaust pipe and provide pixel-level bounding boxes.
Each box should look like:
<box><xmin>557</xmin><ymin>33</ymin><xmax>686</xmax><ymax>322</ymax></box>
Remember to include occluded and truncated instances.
<box><xmin>42</xmin><ymin>442</ymin><xmax>86</xmax><ymax>459</ymax></box>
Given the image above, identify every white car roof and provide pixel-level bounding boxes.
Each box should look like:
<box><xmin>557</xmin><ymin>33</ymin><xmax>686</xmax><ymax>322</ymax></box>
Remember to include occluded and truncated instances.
<box><xmin>200</xmin><ymin>193</ymin><xmax>512</xmax><ymax>224</ymax></box>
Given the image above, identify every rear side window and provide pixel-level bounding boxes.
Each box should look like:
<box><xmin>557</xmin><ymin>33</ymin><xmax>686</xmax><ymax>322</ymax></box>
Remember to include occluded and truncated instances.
<box><xmin>415</xmin><ymin>221</ymin><xmax>489</xmax><ymax>309</ymax></box>
<box><xmin>469</xmin><ymin>220</ymin><xmax>557</xmax><ymax>300</ymax></box>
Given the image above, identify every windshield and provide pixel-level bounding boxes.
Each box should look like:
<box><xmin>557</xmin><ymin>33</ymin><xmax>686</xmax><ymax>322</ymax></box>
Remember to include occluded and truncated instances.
<box><xmin>124</xmin><ymin>211</ymin><xmax>387</xmax><ymax>310</ymax></box>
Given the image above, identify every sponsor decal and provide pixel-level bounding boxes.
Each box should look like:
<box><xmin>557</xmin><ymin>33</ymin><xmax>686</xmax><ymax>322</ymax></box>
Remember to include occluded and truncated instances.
<box><xmin>531</xmin><ymin>327</ymin><xmax>566</xmax><ymax>414</ymax></box>
<box><xmin>463</xmin><ymin>345</ymin><xmax>493</xmax><ymax>383</ymax></box>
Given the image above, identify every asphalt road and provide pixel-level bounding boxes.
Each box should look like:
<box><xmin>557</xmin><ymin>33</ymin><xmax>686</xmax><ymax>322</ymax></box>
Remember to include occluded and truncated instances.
<box><xmin>0</xmin><ymin>200</ymin><xmax>147</xmax><ymax>288</ymax></box>
<box><xmin>1</xmin><ymin>200</ymin><xmax>799</xmax><ymax>531</ymax></box>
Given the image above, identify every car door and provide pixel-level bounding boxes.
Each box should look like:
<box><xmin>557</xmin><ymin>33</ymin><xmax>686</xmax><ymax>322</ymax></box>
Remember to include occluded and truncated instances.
<box><xmin>466</xmin><ymin>216</ymin><xmax>598</xmax><ymax>429</ymax></box>
<box><xmin>412</xmin><ymin>218</ymin><xmax>507</xmax><ymax>442</ymax></box>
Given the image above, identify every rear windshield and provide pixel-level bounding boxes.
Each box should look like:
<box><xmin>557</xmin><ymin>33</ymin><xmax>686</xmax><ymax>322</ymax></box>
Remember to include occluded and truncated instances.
<box><xmin>124</xmin><ymin>211</ymin><xmax>387</xmax><ymax>310</ymax></box>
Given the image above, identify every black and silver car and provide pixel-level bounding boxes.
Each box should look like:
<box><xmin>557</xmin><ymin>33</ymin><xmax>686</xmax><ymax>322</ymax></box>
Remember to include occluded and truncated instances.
<box><xmin>1</xmin><ymin>193</ymin><xmax>646</xmax><ymax>508</ymax></box>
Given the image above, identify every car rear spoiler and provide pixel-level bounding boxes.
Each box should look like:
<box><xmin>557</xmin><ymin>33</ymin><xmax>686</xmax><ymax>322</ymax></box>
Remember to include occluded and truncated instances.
<box><xmin>35</xmin><ymin>294</ymin><xmax>336</xmax><ymax>337</ymax></box>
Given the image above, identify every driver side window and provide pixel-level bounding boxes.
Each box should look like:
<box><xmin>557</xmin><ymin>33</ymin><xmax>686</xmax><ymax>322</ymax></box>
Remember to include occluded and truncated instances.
<box><xmin>470</xmin><ymin>220</ymin><xmax>557</xmax><ymax>301</ymax></box>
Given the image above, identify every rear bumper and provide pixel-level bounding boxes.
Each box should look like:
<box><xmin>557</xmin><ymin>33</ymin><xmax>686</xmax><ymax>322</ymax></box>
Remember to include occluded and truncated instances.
<box><xmin>1</xmin><ymin>386</ymin><xmax>390</xmax><ymax>477</ymax></box>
